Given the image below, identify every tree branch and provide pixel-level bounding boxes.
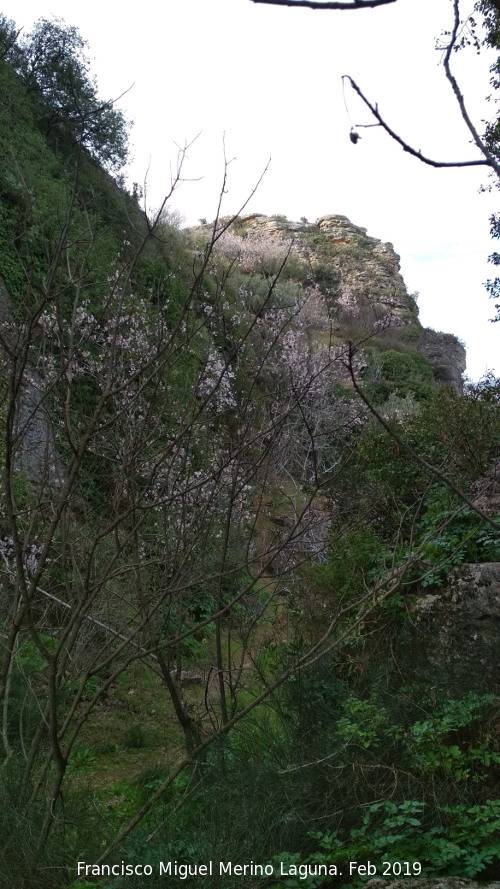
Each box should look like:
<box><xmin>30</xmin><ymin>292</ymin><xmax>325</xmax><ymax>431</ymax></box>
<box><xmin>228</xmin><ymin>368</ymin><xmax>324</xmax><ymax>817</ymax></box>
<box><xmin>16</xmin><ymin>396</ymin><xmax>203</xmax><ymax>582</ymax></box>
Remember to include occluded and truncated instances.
<box><xmin>0</xmin><ymin>25</ymin><xmax>22</xmax><ymax>60</ymax></box>
<box><xmin>249</xmin><ymin>0</ymin><xmax>397</xmax><ymax>8</ymax></box>
<box><xmin>442</xmin><ymin>0</ymin><xmax>500</xmax><ymax>179</ymax></box>
<box><xmin>343</xmin><ymin>75</ymin><xmax>491</xmax><ymax>169</ymax></box>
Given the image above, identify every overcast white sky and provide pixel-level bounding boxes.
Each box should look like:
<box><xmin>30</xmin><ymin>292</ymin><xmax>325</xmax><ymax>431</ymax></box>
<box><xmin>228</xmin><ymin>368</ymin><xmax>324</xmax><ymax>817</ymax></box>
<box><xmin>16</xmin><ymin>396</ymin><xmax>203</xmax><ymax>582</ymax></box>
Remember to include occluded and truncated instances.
<box><xmin>4</xmin><ymin>0</ymin><xmax>500</xmax><ymax>380</ymax></box>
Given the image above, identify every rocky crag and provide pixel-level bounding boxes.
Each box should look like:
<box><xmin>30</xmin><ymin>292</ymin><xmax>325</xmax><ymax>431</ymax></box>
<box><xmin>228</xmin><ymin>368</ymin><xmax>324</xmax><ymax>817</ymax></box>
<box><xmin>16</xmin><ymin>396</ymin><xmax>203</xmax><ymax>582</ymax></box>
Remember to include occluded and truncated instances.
<box><xmin>225</xmin><ymin>213</ymin><xmax>466</xmax><ymax>393</ymax></box>
<box><xmin>6</xmin><ymin>212</ymin><xmax>467</xmax><ymax>488</ymax></box>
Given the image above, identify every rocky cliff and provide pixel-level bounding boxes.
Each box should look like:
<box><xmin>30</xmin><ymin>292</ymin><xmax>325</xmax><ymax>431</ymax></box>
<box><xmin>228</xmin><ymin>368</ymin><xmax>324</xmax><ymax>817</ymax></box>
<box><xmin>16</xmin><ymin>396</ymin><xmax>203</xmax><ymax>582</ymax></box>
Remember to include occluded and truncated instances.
<box><xmin>223</xmin><ymin>213</ymin><xmax>466</xmax><ymax>393</ymax></box>
<box><xmin>412</xmin><ymin>561</ymin><xmax>500</xmax><ymax>695</ymax></box>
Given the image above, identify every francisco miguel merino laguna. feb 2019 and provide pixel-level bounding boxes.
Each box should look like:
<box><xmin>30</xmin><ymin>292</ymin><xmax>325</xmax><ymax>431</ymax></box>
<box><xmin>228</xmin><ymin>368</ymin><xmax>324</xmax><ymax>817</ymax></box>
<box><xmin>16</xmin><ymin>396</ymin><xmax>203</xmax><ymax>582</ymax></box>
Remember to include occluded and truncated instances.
<box><xmin>77</xmin><ymin>861</ymin><xmax>337</xmax><ymax>879</ymax></box>
<box><xmin>77</xmin><ymin>860</ymin><xmax>423</xmax><ymax>879</ymax></box>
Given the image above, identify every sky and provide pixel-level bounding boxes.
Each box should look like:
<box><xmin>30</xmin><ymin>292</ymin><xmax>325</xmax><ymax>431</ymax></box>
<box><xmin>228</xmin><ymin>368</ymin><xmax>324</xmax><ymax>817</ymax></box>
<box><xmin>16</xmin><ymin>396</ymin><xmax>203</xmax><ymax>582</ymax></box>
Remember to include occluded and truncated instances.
<box><xmin>3</xmin><ymin>0</ymin><xmax>500</xmax><ymax>380</ymax></box>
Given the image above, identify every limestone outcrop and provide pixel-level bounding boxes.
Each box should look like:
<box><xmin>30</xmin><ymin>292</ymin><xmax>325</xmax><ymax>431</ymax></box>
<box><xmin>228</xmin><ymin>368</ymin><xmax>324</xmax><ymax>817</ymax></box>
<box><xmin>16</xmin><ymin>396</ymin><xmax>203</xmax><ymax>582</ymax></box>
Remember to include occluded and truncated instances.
<box><xmin>227</xmin><ymin>214</ymin><xmax>466</xmax><ymax>393</ymax></box>
<box><xmin>13</xmin><ymin>372</ymin><xmax>66</xmax><ymax>489</ymax></box>
<box><xmin>412</xmin><ymin>562</ymin><xmax>500</xmax><ymax>694</ymax></box>
<box><xmin>472</xmin><ymin>460</ymin><xmax>500</xmax><ymax>517</ymax></box>
<box><xmin>419</xmin><ymin>328</ymin><xmax>466</xmax><ymax>394</ymax></box>
<box><xmin>0</xmin><ymin>275</ymin><xmax>65</xmax><ymax>491</ymax></box>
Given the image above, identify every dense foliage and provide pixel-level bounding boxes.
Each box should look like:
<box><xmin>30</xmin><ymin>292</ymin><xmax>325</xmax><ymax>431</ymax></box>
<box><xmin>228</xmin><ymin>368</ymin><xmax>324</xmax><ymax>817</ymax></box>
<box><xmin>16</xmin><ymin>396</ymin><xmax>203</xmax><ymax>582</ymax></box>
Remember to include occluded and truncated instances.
<box><xmin>0</xmin><ymin>14</ymin><xmax>129</xmax><ymax>172</ymax></box>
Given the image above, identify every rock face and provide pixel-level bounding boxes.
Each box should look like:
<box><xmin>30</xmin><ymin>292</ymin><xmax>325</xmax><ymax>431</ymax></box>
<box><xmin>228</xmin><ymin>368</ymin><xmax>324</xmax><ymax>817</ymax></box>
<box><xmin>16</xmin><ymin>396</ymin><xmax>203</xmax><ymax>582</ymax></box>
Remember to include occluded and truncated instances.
<box><xmin>14</xmin><ymin>374</ymin><xmax>66</xmax><ymax>490</ymax></box>
<box><xmin>241</xmin><ymin>212</ymin><xmax>416</xmax><ymax>322</ymax></box>
<box><xmin>472</xmin><ymin>460</ymin><xmax>500</xmax><ymax>517</ymax></box>
<box><xmin>233</xmin><ymin>214</ymin><xmax>465</xmax><ymax>392</ymax></box>
<box><xmin>315</xmin><ymin>214</ymin><xmax>411</xmax><ymax>321</ymax></box>
<box><xmin>412</xmin><ymin>562</ymin><xmax>500</xmax><ymax>694</ymax></box>
<box><xmin>0</xmin><ymin>275</ymin><xmax>65</xmax><ymax>491</ymax></box>
<box><xmin>5</xmin><ymin>212</ymin><xmax>466</xmax><ymax>493</ymax></box>
<box><xmin>419</xmin><ymin>328</ymin><xmax>466</xmax><ymax>394</ymax></box>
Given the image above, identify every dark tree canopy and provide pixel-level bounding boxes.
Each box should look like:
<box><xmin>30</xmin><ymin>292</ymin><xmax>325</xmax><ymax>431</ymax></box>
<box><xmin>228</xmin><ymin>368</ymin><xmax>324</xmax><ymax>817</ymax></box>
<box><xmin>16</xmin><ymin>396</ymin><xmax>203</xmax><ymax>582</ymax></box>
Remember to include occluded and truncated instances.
<box><xmin>0</xmin><ymin>14</ymin><xmax>21</xmax><ymax>60</ymax></box>
<box><xmin>8</xmin><ymin>17</ymin><xmax>130</xmax><ymax>172</ymax></box>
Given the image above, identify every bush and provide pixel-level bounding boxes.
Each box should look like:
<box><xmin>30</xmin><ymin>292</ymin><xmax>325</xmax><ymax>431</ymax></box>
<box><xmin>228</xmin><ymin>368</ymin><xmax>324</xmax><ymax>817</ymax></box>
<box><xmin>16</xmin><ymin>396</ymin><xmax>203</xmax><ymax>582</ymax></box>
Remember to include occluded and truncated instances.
<box><xmin>272</xmin><ymin>691</ymin><xmax>500</xmax><ymax>885</ymax></box>
<box><xmin>363</xmin><ymin>348</ymin><xmax>434</xmax><ymax>404</ymax></box>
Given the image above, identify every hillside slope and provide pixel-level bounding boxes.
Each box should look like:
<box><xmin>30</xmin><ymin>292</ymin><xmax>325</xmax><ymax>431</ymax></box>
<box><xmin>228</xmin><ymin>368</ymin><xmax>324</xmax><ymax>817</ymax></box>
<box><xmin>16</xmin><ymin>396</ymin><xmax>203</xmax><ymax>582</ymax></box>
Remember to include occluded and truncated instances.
<box><xmin>0</xmin><ymin>22</ymin><xmax>499</xmax><ymax>889</ymax></box>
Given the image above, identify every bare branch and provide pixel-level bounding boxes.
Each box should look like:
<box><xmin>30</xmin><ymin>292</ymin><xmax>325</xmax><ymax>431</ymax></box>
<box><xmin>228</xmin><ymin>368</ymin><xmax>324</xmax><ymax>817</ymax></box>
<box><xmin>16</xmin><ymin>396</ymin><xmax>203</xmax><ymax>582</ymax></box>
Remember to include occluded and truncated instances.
<box><xmin>343</xmin><ymin>74</ymin><xmax>491</xmax><ymax>169</ymax></box>
<box><xmin>443</xmin><ymin>0</ymin><xmax>500</xmax><ymax>178</ymax></box>
<box><xmin>249</xmin><ymin>0</ymin><xmax>397</xmax><ymax>9</ymax></box>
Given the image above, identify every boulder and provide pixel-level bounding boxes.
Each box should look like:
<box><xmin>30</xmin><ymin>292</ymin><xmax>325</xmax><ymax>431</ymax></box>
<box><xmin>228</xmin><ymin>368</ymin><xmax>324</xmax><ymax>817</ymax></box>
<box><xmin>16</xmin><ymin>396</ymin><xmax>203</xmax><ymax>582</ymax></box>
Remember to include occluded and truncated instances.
<box><xmin>411</xmin><ymin>562</ymin><xmax>500</xmax><ymax>694</ymax></box>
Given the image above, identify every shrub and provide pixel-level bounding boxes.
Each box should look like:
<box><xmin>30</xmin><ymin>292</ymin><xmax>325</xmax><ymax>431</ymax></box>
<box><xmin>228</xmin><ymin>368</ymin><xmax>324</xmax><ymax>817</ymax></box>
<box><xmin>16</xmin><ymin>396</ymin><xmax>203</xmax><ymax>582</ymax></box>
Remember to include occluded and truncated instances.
<box><xmin>363</xmin><ymin>348</ymin><xmax>434</xmax><ymax>404</ymax></box>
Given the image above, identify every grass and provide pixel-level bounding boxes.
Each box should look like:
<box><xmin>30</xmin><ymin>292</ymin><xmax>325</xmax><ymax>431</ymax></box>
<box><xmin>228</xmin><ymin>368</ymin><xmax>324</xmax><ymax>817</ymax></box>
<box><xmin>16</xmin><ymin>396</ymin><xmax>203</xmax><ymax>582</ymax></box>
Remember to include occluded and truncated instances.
<box><xmin>72</xmin><ymin>660</ymin><xmax>186</xmax><ymax>791</ymax></box>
